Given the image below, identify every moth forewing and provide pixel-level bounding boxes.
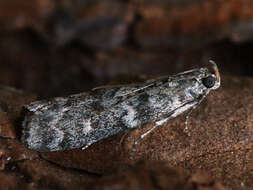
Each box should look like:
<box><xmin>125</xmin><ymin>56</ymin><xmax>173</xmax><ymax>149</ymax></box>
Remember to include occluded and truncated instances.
<box><xmin>21</xmin><ymin>61</ymin><xmax>220</xmax><ymax>152</ymax></box>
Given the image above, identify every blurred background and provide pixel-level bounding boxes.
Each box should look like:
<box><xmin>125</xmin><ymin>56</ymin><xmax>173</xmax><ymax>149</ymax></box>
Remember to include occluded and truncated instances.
<box><xmin>1</xmin><ymin>0</ymin><xmax>253</xmax><ymax>98</ymax></box>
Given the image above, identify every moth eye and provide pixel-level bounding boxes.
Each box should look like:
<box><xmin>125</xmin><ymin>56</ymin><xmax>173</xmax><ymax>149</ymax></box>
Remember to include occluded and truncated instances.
<box><xmin>202</xmin><ymin>76</ymin><xmax>216</xmax><ymax>88</ymax></box>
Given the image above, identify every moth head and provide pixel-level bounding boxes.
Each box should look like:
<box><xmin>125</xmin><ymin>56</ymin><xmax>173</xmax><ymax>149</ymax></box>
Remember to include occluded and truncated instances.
<box><xmin>202</xmin><ymin>60</ymin><xmax>220</xmax><ymax>90</ymax></box>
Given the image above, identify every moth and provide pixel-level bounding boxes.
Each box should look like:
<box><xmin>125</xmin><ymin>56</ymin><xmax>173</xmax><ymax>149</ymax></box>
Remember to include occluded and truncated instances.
<box><xmin>21</xmin><ymin>61</ymin><xmax>220</xmax><ymax>152</ymax></box>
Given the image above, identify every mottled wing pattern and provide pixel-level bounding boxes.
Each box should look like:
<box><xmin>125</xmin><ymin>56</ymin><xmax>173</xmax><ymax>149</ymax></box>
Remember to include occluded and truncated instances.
<box><xmin>21</xmin><ymin>82</ymin><xmax>162</xmax><ymax>151</ymax></box>
<box><xmin>22</xmin><ymin>69</ymin><xmax>207</xmax><ymax>151</ymax></box>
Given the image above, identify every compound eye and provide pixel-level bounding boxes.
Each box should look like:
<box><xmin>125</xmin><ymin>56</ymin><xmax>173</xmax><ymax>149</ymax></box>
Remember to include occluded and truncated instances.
<box><xmin>202</xmin><ymin>75</ymin><xmax>216</xmax><ymax>88</ymax></box>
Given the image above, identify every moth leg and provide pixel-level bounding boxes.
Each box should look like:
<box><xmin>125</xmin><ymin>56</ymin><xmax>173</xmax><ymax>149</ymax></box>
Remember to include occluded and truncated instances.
<box><xmin>81</xmin><ymin>142</ymin><xmax>92</xmax><ymax>150</ymax></box>
<box><xmin>184</xmin><ymin>94</ymin><xmax>207</xmax><ymax>134</ymax></box>
<box><xmin>132</xmin><ymin>118</ymin><xmax>169</xmax><ymax>151</ymax></box>
<box><xmin>184</xmin><ymin>106</ymin><xmax>196</xmax><ymax>133</ymax></box>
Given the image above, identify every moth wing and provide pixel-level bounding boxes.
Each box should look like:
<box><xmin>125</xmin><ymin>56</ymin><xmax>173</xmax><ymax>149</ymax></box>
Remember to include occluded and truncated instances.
<box><xmin>91</xmin><ymin>77</ymin><xmax>176</xmax><ymax>111</ymax></box>
<box><xmin>92</xmin><ymin>83</ymin><xmax>153</xmax><ymax>96</ymax></box>
<box><xmin>101</xmin><ymin>70</ymin><xmax>202</xmax><ymax>98</ymax></box>
<box><xmin>92</xmin><ymin>74</ymin><xmax>177</xmax><ymax>99</ymax></box>
<box><xmin>22</xmin><ymin>93</ymin><xmax>102</xmax><ymax>152</ymax></box>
